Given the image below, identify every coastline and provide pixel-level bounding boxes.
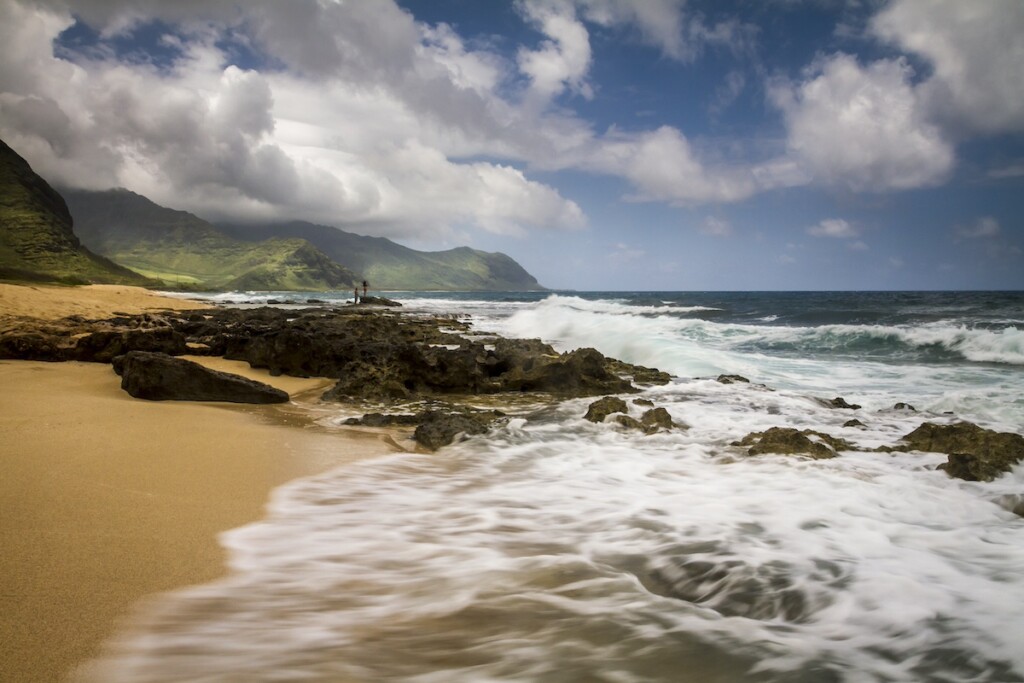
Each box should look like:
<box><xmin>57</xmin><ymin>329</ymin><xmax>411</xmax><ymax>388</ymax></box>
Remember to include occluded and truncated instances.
<box><xmin>0</xmin><ymin>284</ymin><xmax>402</xmax><ymax>683</ymax></box>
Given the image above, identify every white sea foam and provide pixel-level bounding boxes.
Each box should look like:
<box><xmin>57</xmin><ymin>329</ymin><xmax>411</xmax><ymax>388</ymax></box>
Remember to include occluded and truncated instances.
<box><xmin>76</xmin><ymin>292</ymin><xmax>1024</xmax><ymax>683</ymax></box>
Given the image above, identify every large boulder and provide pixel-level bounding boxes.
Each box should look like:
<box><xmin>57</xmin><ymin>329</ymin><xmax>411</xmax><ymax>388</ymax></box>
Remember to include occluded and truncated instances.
<box><xmin>733</xmin><ymin>427</ymin><xmax>853</xmax><ymax>460</ymax></box>
<box><xmin>898</xmin><ymin>422</ymin><xmax>1024</xmax><ymax>482</ymax></box>
<box><xmin>112</xmin><ymin>351</ymin><xmax>288</xmax><ymax>403</ymax></box>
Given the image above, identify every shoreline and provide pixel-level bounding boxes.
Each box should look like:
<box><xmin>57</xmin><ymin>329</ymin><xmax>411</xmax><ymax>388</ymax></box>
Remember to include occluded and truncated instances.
<box><xmin>0</xmin><ymin>284</ymin><xmax>404</xmax><ymax>683</ymax></box>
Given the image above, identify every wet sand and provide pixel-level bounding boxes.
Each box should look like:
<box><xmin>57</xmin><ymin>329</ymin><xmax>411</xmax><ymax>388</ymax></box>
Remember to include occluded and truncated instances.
<box><xmin>0</xmin><ymin>284</ymin><xmax>397</xmax><ymax>682</ymax></box>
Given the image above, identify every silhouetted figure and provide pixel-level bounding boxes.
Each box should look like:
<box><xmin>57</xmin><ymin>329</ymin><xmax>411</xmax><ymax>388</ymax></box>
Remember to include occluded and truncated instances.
<box><xmin>362</xmin><ymin>280</ymin><xmax>368</xmax><ymax>298</ymax></box>
<box><xmin>353</xmin><ymin>287</ymin><xmax>359</xmax><ymax>304</ymax></box>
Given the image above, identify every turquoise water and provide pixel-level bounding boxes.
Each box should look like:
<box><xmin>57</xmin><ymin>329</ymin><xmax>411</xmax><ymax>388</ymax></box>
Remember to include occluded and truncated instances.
<box><xmin>85</xmin><ymin>291</ymin><xmax>1024</xmax><ymax>682</ymax></box>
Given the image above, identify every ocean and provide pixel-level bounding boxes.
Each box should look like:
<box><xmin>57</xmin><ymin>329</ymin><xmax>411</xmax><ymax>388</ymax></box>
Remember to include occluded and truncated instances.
<box><xmin>84</xmin><ymin>291</ymin><xmax>1024</xmax><ymax>682</ymax></box>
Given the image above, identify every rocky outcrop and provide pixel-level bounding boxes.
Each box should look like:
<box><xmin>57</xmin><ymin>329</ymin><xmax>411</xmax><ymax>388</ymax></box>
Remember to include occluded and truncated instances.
<box><xmin>716</xmin><ymin>374</ymin><xmax>749</xmax><ymax>384</ymax></box>
<box><xmin>896</xmin><ymin>422</ymin><xmax>1024</xmax><ymax>482</ymax></box>
<box><xmin>413</xmin><ymin>409</ymin><xmax>506</xmax><ymax>450</ymax></box>
<box><xmin>112</xmin><ymin>351</ymin><xmax>289</xmax><ymax>403</ymax></box>
<box><xmin>733</xmin><ymin>427</ymin><xmax>853</xmax><ymax>460</ymax></box>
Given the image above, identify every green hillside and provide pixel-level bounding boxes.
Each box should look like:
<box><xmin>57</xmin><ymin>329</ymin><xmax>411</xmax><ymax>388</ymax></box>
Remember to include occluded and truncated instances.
<box><xmin>0</xmin><ymin>138</ymin><xmax>150</xmax><ymax>285</ymax></box>
<box><xmin>63</xmin><ymin>189</ymin><xmax>357</xmax><ymax>291</ymax></box>
<box><xmin>217</xmin><ymin>221</ymin><xmax>546</xmax><ymax>291</ymax></box>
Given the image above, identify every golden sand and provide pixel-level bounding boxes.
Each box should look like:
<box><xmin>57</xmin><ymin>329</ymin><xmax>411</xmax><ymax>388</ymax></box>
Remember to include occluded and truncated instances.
<box><xmin>0</xmin><ymin>284</ymin><xmax>394</xmax><ymax>682</ymax></box>
<box><xmin>0</xmin><ymin>283</ymin><xmax>212</xmax><ymax>320</ymax></box>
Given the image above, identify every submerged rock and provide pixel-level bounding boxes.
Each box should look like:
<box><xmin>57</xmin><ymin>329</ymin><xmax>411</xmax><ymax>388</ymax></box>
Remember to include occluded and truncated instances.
<box><xmin>897</xmin><ymin>422</ymin><xmax>1024</xmax><ymax>482</ymax></box>
<box><xmin>733</xmin><ymin>427</ymin><xmax>854</xmax><ymax>460</ymax></box>
<box><xmin>413</xmin><ymin>409</ymin><xmax>505</xmax><ymax>450</ymax></box>
<box><xmin>893</xmin><ymin>402</ymin><xmax>917</xmax><ymax>412</ymax></box>
<box><xmin>716</xmin><ymin>374</ymin><xmax>750</xmax><ymax>385</ymax></box>
<box><xmin>584</xmin><ymin>396</ymin><xmax>629</xmax><ymax>422</ymax></box>
<box><xmin>825</xmin><ymin>397</ymin><xmax>862</xmax><ymax>410</ymax></box>
<box><xmin>843</xmin><ymin>419</ymin><xmax>866</xmax><ymax>428</ymax></box>
<box><xmin>112</xmin><ymin>351</ymin><xmax>288</xmax><ymax>403</ymax></box>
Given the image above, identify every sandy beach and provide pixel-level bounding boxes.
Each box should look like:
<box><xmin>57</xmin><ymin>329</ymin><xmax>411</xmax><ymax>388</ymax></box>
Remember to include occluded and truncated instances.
<box><xmin>0</xmin><ymin>284</ymin><xmax>398</xmax><ymax>683</ymax></box>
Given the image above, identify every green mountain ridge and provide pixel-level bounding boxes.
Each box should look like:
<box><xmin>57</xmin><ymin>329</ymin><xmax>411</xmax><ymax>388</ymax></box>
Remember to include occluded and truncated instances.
<box><xmin>62</xmin><ymin>189</ymin><xmax>357</xmax><ymax>291</ymax></box>
<box><xmin>217</xmin><ymin>221</ymin><xmax>546</xmax><ymax>291</ymax></box>
<box><xmin>0</xmin><ymin>139</ymin><xmax>150</xmax><ymax>286</ymax></box>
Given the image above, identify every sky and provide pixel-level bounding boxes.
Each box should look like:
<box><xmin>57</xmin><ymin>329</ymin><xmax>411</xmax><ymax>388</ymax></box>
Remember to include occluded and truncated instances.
<box><xmin>0</xmin><ymin>0</ymin><xmax>1022</xmax><ymax>291</ymax></box>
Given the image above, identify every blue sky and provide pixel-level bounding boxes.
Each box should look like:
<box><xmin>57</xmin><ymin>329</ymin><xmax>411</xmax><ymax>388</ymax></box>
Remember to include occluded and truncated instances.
<box><xmin>0</xmin><ymin>0</ymin><xmax>1021</xmax><ymax>290</ymax></box>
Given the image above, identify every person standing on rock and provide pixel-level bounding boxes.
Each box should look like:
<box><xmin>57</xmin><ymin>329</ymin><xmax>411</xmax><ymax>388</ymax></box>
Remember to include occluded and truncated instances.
<box><xmin>353</xmin><ymin>286</ymin><xmax>359</xmax><ymax>305</ymax></box>
<box><xmin>362</xmin><ymin>280</ymin><xmax>368</xmax><ymax>299</ymax></box>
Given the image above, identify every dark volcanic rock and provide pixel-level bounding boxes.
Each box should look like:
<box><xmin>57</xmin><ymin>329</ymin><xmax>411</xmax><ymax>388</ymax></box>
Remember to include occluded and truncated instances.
<box><xmin>733</xmin><ymin>427</ymin><xmax>854</xmax><ymax>460</ymax></box>
<box><xmin>893</xmin><ymin>402</ymin><xmax>917</xmax><ymax>412</ymax></box>
<box><xmin>641</xmin><ymin>407</ymin><xmax>675</xmax><ymax>433</ymax></box>
<box><xmin>843</xmin><ymin>419</ymin><xmax>866</xmax><ymax>428</ymax></box>
<box><xmin>413</xmin><ymin>410</ymin><xmax>504</xmax><ymax>450</ymax></box>
<box><xmin>584</xmin><ymin>396</ymin><xmax>629</xmax><ymax>422</ymax></box>
<box><xmin>825</xmin><ymin>397</ymin><xmax>861</xmax><ymax>410</ymax></box>
<box><xmin>73</xmin><ymin>327</ymin><xmax>188</xmax><ymax>362</ymax></box>
<box><xmin>500</xmin><ymin>347</ymin><xmax>637</xmax><ymax>395</ymax></box>
<box><xmin>0</xmin><ymin>332</ymin><xmax>65</xmax><ymax>361</ymax></box>
<box><xmin>898</xmin><ymin>422</ymin><xmax>1024</xmax><ymax>482</ymax></box>
<box><xmin>717</xmin><ymin>374</ymin><xmax>750</xmax><ymax>385</ymax></box>
<box><xmin>633</xmin><ymin>398</ymin><xmax>655</xmax><ymax>407</ymax></box>
<box><xmin>358</xmin><ymin>296</ymin><xmax>402</xmax><ymax>307</ymax></box>
<box><xmin>346</xmin><ymin>413</ymin><xmax>421</xmax><ymax>427</ymax></box>
<box><xmin>112</xmin><ymin>351</ymin><xmax>289</xmax><ymax>403</ymax></box>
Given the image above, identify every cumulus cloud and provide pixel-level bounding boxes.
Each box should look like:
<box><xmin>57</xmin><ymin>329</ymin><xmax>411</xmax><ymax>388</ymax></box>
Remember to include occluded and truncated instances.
<box><xmin>872</xmin><ymin>0</ymin><xmax>1024</xmax><ymax>137</ymax></box>
<box><xmin>516</xmin><ymin>1</ymin><xmax>593</xmax><ymax>101</ymax></box>
<box><xmin>586</xmin><ymin>126</ymin><xmax>759</xmax><ymax>205</ymax></box>
<box><xmin>0</xmin><ymin>0</ymin><xmax>586</xmax><ymax>239</ymax></box>
<box><xmin>770</xmin><ymin>53</ymin><xmax>955</xmax><ymax>192</ymax></box>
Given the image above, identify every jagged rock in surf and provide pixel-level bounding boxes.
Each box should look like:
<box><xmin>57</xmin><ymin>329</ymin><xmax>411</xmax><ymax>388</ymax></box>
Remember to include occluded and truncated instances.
<box><xmin>716</xmin><ymin>374</ymin><xmax>750</xmax><ymax>384</ymax></box>
<box><xmin>584</xmin><ymin>396</ymin><xmax>629</xmax><ymax>422</ymax></box>
<box><xmin>112</xmin><ymin>351</ymin><xmax>288</xmax><ymax>403</ymax></box>
<box><xmin>896</xmin><ymin>421</ymin><xmax>1024</xmax><ymax>482</ymax></box>
<box><xmin>733</xmin><ymin>427</ymin><xmax>854</xmax><ymax>459</ymax></box>
<box><xmin>824</xmin><ymin>397</ymin><xmax>861</xmax><ymax>410</ymax></box>
<box><xmin>893</xmin><ymin>402</ymin><xmax>917</xmax><ymax>412</ymax></box>
<box><xmin>413</xmin><ymin>409</ymin><xmax>505</xmax><ymax>450</ymax></box>
<box><xmin>356</xmin><ymin>295</ymin><xmax>402</xmax><ymax>307</ymax></box>
<box><xmin>640</xmin><ymin>407</ymin><xmax>676</xmax><ymax>433</ymax></box>
<box><xmin>843</xmin><ymin>419</ymin><xmax>866</xmax><ymax>428</ymax></box>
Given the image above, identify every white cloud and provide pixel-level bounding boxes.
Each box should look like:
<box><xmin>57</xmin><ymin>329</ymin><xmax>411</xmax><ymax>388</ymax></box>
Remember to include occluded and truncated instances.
<box><xmin>956</xmin><ymin>216</ymin><xmax>1000</xmax><ymax>240</ymax></box>
<box><xmin>770</xmin><ymin>53</ymin><xmax>955</xmax><ymax>192</ymax></box>
<box><xmin>0</xmin><ymin>0</ymin><xmax>585</xmax><ymax>239</ymax></box>
<box><xmin>516</xmin><ymin>1</ymin><xmax>593</xmax><ymax>102</ymax></box>
<box><xmin>872</xmin><ymin>0</ymin><xmax>1024</xmax><ymax>137</ymax></box>
<box><xmin>807</xmin><ymin>218</ymin><xmax>858</xmax><ymax>239</ymax></box>
<box><xmin>586</xmin><ymin>126</ymin><xmax>758</xmax><ymax>205</ymax></box>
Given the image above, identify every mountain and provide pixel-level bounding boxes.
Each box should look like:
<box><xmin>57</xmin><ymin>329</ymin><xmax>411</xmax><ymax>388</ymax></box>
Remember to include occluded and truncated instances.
<box><xmin>0</xmin><ymin>139</ymin><xmax>149</xmax><ymax>285</ymax></box>
<box><xmin>62</xmin><ymin>189</ymin><xmax>357</xmax><ymax>291</ymax></box>
<box><xmin>217</xmin><ymin>221</ymin><xmax>546</xmax><ymax>291</ymax></box>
